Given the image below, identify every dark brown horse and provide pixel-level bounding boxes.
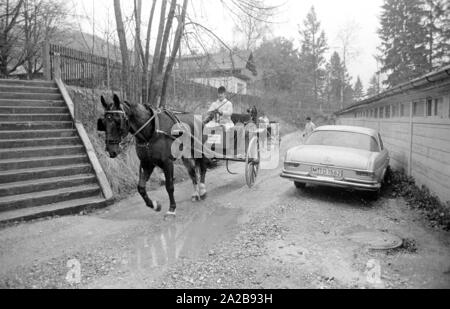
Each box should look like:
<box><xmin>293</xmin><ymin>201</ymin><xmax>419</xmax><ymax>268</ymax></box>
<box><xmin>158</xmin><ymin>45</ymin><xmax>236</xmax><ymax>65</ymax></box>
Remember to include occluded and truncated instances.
<box><xmin>97</xmin><ymin>94</ymin><xmax>210</xmax><ymax>217</ymax></box>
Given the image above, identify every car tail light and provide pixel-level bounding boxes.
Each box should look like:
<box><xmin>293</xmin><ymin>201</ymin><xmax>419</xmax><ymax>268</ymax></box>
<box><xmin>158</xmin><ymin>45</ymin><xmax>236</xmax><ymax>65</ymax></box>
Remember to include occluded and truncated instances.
<box><xmin>284</xmin><ymin>162</ymin><xmax>300</xmax><ymax>169</ymax></box>
<box><xmin>356</xmin><ymin>171</ymin><xmax>375</xmax><ymax>177</ymax></box>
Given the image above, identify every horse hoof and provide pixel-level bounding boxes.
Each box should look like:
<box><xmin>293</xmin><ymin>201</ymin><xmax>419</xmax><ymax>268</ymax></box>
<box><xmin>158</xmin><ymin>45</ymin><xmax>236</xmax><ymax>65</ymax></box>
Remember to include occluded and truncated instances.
<box><xmin>192</xmin><ymin>195</ymin><xmax>200</xmax><ymax>202</ymax></box>
<box><xmin>200</xmin><ymin>193</ymin><xmax>207</xmax><ymax>200</ymax></box>
<box><xmin>151</xmin><ymin>201</ymin><xmax>162</xmax><ymax>212</ymax></box>
<box><xmin>164</xmin><ymin>211</ymin><xmax>176</xmax><ymax>219</ymax></box>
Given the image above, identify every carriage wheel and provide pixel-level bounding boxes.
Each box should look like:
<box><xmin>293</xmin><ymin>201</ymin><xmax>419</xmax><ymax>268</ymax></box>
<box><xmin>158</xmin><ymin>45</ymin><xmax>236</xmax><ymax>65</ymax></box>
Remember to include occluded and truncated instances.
<box><xmin>245</xmin><ymin>136</ymin><xmax>260</xmax><ymax>188</ymax></box>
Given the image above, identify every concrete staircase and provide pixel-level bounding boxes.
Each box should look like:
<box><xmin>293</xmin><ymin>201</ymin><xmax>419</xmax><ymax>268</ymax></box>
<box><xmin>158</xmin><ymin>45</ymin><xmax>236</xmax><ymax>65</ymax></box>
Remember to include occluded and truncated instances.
<box><xmin>0</xmin><ymin>79</ymin><xmax>108</xmax><ymax>225</ymax></box>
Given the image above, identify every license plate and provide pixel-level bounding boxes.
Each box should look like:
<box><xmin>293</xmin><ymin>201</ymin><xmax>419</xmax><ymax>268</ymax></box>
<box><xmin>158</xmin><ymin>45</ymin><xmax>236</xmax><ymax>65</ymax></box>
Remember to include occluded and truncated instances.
<box><xmin>311</xmin><ymin>167</ymin><xmax>343</xmax><ymax>178</ymax></box>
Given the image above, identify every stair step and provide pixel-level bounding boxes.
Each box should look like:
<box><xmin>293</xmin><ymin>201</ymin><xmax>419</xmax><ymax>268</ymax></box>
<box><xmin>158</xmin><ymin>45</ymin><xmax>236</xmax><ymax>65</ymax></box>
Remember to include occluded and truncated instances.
<box><xmin>0</xmin><ymin>129</ymin><xmax>77</xmax><ymax>140</ymax></box>
<box><xmin>0</xmin><ymin>184</ymin><xmax>101</xmax><ymax>213</ymax></box>
<box><xmin>0</xmin><ymin>79</ymin><xmax>56</xmax><ymax>88</ymax></box>
<box><xmin>0</xmin><ymin>163</ymin><xmax>92</xmax><ymax>184</ymax></box>
<box><xmin>0</xmin><ymin>85</ymin><xmax>59</xmax><ymax>94</ymax></box>
<box><xmin>0</xmin><ymin>174</ymin><xmax>96</xmax><ymax>198</ymax></box>
<box><xmin>0</xmin><ymin>121</ymin><xmax>74</xmax><ymax>131</ymax></box>
<box><xmin>0</xmin><ymin>106</ymin><xmax>68</xmax><ymax>114</ymax></box>
<box><xmin>0</xmin><ymin>197</ymin><xmax>107</xmax><ymax>226</ymax></box>
<box><xmin>0</xmin><ymin>99</ymin><xmax>65</xmax><ymax>107</ymax></box>
<box><xmin>0</xmin><ymin>92</ymin><xmax>63</xmax><ymax>101</ymax></box>
<box><xmin>0</xmin><ymin>113</ymin><xmax>71</xmax><ymax>122</ymax></box>
<box><xmin>0</xmin><ymin>145</ymin><xmax>84</xmax><ymax>160</ymax></box>
<box><xmin>0</xmin><ymin>154</ymin><xmax>88</xmax><ymax>171</ymax></box>
<box><xmin>0</xmin><ymin>136</ymin><xmax>80</xmax><ymax>149</ymax></box>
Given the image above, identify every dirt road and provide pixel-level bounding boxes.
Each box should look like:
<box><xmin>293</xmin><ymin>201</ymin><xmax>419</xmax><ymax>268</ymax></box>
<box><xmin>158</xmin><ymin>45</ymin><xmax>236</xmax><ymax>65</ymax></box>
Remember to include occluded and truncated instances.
<box><xmin>1</xmin><ymin>132</ymin><xmax>449</xmax><ymax>289</ymax></box>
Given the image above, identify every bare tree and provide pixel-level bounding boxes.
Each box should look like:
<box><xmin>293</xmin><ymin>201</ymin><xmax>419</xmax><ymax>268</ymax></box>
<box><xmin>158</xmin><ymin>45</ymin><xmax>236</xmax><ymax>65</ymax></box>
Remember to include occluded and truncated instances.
<box><xmin>336</xmin><ymin>20</ymin><xmax>360</xmax><ymax>108</ymax></box>
<box><xmin>113</xmin><ymin>0</ymin><xmax>278</xmax><ymax>106</ymax></box>
<box><xmin>0</xmin><ymin>0</ymin><xmax>68</xmax><ymax>78</ymax></box>
<box><xmin>113</xmin><ymin>0</ymin><xmax>130</xmax><ymax>96</ymax></box>
<box><xmin>0</xmin><ymin>0</ymin><xmax>25</xmax><ymax>77</ymax></box>
<box><xmin>232</xmin><ymin>1</ymin><xmax>273</xmax><ymax>50</ymax></box>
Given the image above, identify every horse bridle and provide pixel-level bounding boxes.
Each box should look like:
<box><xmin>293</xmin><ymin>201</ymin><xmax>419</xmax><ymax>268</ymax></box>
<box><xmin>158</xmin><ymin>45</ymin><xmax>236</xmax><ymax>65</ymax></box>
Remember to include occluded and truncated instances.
<box><xmin>104</xmin><ymin>108</ymin><xmax>157</xmax><ymax>145</ymax></box>
<box><xmin>104</xmin><ymin>110</ymin><xmax>129</xmax><ymax>145</ymax></box>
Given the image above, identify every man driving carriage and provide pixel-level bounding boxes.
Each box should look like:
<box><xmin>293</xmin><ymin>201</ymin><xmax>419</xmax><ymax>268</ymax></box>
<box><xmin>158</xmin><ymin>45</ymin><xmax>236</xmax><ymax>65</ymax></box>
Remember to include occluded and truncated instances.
<box><xmin>204</xmin><ymin>86</ymin><xmax>234</xmax><ymax>130</ymax></box>
<box><xmin>203</xmin><ymin>86</ymin><xmax>240</xmax><ymax>158</ymax></box>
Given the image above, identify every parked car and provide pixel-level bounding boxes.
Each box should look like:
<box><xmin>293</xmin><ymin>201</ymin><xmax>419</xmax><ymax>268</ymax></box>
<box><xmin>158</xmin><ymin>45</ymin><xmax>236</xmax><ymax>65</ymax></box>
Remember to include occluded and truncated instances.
<box><xmin>281</xmin><ymin>125</ymin><xmax>390</xmax><ymax>198</ymax></box>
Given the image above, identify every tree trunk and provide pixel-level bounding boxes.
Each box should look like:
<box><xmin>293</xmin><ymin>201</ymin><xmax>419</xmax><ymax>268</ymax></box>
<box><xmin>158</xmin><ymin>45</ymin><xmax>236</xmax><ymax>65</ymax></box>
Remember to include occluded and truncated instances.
<box><xmin>113</xmin><ymin>0</ymin><xmax>130</xmax><ymax>98</ymax></box>
<box><xmin>142</xmin><ymin>0</ymin><xmax>157</xmax><ymax>103</ymax></box>
<box><xmin>157</xmin><ymin>0</ymin><xmax>177</xmax><ymax>74</ymax></box>
<box><xmin>160</xmin><ymin>0</ymin><xmax>188</xmax><ymax>108</ymax></box>
<box><xmin>149</xmin><ymin>0</ymin><xmax>168</xmax><ymax>107</ymax></box>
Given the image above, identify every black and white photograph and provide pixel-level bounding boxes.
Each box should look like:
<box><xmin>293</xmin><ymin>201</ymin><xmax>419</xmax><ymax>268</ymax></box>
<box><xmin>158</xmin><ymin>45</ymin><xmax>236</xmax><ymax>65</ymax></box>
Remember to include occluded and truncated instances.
<box><xmin>0</xmin><ymin>0</ymin><xmax>449</xmax><ymax>291</ymax></box>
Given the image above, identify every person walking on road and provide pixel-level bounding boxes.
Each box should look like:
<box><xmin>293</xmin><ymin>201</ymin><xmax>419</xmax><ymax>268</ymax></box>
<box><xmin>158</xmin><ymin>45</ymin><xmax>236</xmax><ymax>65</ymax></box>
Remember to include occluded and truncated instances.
<box><xmin>302</xmin><ymin>116</ymin><xmax>316</xmax><ymax>140</ymax></box>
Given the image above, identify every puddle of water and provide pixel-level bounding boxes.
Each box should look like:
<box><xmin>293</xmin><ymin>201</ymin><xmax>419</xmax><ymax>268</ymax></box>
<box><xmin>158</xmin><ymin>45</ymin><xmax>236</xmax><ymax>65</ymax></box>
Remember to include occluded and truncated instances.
<box><xmin>128</xmin><ymin>206</ymin><xmax>241</xmax><ymax>272</ymax></box>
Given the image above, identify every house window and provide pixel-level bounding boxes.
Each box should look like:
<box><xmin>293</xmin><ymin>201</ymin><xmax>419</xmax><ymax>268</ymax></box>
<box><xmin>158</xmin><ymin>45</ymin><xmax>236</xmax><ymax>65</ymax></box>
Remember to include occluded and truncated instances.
<box><xmin>385</xmin><ymin>106</ymin><xmax>390</xmax><ymax>118</ymax></box>
<box><xmin>400</xmin><ymin>104</ymin><xmax>405</xmax><ymax>117</ymax></box>
<box><xmin>426</xmin><ymin>98</ymin><xmax>433</xmax><ymax>116</ymax></box>
<box><xmin>434</xmin><ymin>97</ymin><xmax>443</xmax><ymax>116</ymax></box>
<box><xmin>392</xmin><ymin>105</ymin><xmax>397</xmax><ymax>117</ymax></box>
<box><xmin>379</xmin><ymin>107</ymin><xmax>384</xmax><ymax>119</ymax></box>
<box><xmin>413</xmin><ymin>101</ymin><xmax>424</xmax><ymax>117</ymax></box>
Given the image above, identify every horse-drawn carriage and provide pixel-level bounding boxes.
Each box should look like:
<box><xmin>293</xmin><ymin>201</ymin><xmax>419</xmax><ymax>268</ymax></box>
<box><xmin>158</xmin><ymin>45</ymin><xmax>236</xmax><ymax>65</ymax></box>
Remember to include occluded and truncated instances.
<box><xmin>98</xmin><ymin>95</ymin><xmax>271</xmax><ymax>216</ymax></box>
<box><xmin>199</xmin><ymin>106</ymin><xmax>263</xmax><ymax>188</ymax></box>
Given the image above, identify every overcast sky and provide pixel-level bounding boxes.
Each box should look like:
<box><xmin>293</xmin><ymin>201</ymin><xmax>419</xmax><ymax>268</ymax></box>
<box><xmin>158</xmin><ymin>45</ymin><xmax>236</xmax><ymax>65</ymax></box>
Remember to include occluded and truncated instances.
<box><xmin>72</xmin><ymin>0</ymin><xmax>384</xmax><ymax>88</ymax></box>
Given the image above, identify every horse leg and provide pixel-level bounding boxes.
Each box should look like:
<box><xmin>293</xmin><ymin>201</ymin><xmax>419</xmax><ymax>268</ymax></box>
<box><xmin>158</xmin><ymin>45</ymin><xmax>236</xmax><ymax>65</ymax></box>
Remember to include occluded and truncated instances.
<box><xmin>199</xmin><ymin>158</ymin><xmax>208</xmax><ymax>200</ymax></box>
<box><xmin>182</xmin><ymin>158</ymin><xmax>200</xmax><ymax>202</ymax></box>
<box><xmin>162</xmin><ymin>160</ymin><xmax>177</xmax><ymax>216</ymax></box>
<box><xmin>137</xmin><ymin>164</ymin><xmax>162</xmax><ymax>212</ymax></box>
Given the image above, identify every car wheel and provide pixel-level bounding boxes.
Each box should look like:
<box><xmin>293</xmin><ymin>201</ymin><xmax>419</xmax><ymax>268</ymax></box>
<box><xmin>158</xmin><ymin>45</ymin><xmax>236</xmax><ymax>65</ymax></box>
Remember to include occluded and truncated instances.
<box><xmin>383</xmin><ymin>166</ymin><xmax>392</xmax><ymax>183</ymax></box>
<box><xmin>295</xmin><ymin>182</ymin><xmax>306</xmax><ymax>189</ymax></box>
<box><xmin>365</xmin><ymin>189</ymin><xmax>380</xmax><ymax>201</ymax></box>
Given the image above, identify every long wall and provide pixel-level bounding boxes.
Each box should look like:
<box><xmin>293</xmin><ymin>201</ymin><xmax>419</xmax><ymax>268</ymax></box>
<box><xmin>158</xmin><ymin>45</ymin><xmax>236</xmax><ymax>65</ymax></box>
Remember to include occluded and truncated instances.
<box><xmin>337</xmin><ymin>81</ymin><xmax>450</xmax><ymax>204</ymax></box>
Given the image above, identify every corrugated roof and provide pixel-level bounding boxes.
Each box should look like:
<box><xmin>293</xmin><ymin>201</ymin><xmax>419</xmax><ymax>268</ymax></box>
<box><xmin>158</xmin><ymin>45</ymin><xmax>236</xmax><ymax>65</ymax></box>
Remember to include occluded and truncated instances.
<box><xmin>179</xmin><ymin>50</ymin><xmax>257</xmax><ymax>75</ymax></box>
<box><xmin>336</xmin><ymin>64</ymin><xmax>450</xmax><ymax>115</ymax></box>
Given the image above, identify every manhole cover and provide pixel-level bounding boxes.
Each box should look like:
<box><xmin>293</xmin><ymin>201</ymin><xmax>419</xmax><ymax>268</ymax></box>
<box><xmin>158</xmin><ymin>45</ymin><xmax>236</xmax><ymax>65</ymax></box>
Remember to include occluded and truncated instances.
<box><xmin>348</xmin><ymin>231</ymin><xmax>403</xmax><ymax>250</ymax></box>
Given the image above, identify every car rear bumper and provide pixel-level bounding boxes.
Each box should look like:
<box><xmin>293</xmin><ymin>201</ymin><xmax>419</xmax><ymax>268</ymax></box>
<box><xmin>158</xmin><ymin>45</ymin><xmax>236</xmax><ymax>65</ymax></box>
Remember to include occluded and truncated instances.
<box><xmin>280</xmin><ymin>170</ymin><xmax>381</xmax><ymax>191</ymax></box>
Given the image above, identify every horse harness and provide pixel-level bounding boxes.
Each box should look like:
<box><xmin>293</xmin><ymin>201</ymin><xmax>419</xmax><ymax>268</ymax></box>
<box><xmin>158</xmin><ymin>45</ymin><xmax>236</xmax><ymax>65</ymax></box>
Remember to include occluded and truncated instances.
<box><xmin>104</xmin><ymin>106</ymin><xmax>183</xmax><ymax>149</ymax></box>
<box><xmin>133</xmin><ymin>107</ymin><xmax>183</xmax><ymax>149</ymax></box>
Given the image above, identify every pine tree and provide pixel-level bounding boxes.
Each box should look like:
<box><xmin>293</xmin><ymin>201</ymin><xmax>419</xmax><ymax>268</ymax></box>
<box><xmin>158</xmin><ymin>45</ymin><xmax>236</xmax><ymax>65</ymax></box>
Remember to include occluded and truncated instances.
<box><xmin>324</xmin><ymin>52</ymin><xmax>353</xmax><ymax>109</ymax></box>
<box><xmin>423</xmin><ymin>0</ymin><xmax>450</xmax><ymax>69</ymax></box>
<box><xmin>353</xmin><ymin>76</ymin><xmax>365</xmax><ymax>102</ymax></box>
<box><xmin>379</xmin><ymin>0</ymin><xmax>430</xmax><ymax>87</ymax></box>
<box><xmin>298</xmin><ymin>6</ymin><xmax>328</xmax><ymax>108</ymax></box>
<box><xmin>367</xmin><ymin>74</ymin><xmax>381</xmax><ymax>97</ymax></box>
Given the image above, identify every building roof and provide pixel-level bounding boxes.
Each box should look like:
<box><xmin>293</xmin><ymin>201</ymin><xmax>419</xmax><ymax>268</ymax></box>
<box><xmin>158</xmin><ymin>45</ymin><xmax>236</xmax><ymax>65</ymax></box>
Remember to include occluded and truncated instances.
<box><xmin>178</xmin><ymin>50</ymin><xmax>257</xmax><ymax>79</ymax></box>
<box><xmin>336</xmin><ymin>65</ymin><xmax>450</xmax><ymax>115</ymax></box>
<box><xmin>316</xmin><ymin>125</ymin><xmax>378</xmax><ymax>137</ymax></box>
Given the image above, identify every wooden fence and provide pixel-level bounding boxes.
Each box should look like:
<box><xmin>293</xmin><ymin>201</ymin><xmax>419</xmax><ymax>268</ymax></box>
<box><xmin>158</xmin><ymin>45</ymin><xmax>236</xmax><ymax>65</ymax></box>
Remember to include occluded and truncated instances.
<box><xmin>42</xmin><ymin>42</ymin><xmax>262</xmax><ymax>111</ymax></box>
<box><xmin>44</xmin><ymin>42</ymin><xmax>143</xmax><ymax>102</ymax></box>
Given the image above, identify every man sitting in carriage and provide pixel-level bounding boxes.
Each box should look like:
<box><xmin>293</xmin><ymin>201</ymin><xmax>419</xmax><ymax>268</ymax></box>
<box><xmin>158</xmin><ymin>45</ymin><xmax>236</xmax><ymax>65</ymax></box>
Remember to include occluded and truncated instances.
<box><xmin>203</xmin><ymin>86</ymin><xmax>239</xmax><ymax>158</ymax></box>
<box><xmin>205</xmin><ymin>86</ymin><xmax>234</xmax><ymax>130</ymax></box>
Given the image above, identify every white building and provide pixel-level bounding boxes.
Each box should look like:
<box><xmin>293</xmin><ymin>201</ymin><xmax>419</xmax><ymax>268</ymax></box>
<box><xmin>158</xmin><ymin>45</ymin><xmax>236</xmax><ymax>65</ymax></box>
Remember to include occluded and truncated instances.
<box><xmin>177</xmin><ymin>50</ymin><xmax>258</xmax><ymax>95</ymax></box>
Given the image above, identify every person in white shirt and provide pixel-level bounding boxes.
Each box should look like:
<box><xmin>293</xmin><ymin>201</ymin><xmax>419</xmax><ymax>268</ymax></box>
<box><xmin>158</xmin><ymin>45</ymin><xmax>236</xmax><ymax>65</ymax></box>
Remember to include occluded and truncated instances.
<box><xmin>258</xmin><ymin>111</ymin><xmax>270</xmax><ymax>125</ymax></box>
<box><xmin>205</xmin><ymin>86</ymin><xmax>234</xmax><ymax>130</ymax></box>
<box><xmin>302</xmin><ymin>116</ymin><xmax>316</xmax><ymax>139</ymax></box>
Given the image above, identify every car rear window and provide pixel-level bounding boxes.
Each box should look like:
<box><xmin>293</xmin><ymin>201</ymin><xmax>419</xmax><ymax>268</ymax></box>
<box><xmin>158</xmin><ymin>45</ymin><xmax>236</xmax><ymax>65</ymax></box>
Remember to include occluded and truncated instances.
<box><xmin>305</xmin><ymin>131</ymin><xmax>380</xmax><ymax>152</ymax></box>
